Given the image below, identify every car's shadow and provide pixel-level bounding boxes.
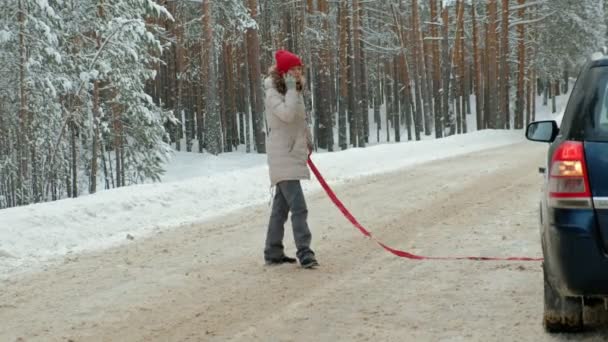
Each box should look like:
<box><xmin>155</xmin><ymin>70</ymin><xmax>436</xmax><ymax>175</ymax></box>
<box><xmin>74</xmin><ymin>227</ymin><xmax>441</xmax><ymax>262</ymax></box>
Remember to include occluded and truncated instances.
<box><xmin>551</xmin><ymin>328</ymin><xmax>608</xmax><ymax>340</ymax></box>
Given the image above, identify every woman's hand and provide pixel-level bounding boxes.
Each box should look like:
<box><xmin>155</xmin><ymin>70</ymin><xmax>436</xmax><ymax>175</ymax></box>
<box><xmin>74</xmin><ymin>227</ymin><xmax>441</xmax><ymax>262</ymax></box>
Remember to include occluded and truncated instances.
<box><xmin>285</xmin><ymin>74</ymin><xmax>297</xmax><ymax>91</ymax></box>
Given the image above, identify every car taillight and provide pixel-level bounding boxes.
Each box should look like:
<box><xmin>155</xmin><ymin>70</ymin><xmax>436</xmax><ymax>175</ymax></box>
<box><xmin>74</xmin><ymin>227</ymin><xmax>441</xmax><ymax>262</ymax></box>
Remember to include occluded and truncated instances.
<box><xmin>548</xmin><ymin>141</ymin><xmax>592</xmax><ymax>208</ymax></box>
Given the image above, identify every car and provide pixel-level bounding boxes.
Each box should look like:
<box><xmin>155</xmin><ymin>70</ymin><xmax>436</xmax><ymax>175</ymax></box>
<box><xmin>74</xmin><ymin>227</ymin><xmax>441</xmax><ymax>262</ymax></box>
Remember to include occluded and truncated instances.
<box><xmin>526</xmin><ymin>55</ymin><xmax>608</xmax><ymax>332</ymax></box>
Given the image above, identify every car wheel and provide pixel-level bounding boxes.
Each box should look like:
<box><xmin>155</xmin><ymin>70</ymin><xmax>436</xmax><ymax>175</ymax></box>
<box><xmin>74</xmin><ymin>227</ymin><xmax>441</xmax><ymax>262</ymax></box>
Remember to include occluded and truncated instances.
<box><xmin>543</xmin><ymin>262</ymin><xmax>584</xmax><ymax>333</ymax></box>
<box><xmin>582</xmin><ymin>297</ymin><xmax>608</xmax><ymax>327</ymax></box>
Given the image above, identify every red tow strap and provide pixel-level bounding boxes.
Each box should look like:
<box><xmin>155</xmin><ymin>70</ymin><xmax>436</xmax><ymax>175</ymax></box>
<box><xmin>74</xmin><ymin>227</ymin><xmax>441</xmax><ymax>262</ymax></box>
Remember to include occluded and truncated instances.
<box><xmin>307</xmin><ymin>156</ymin><xmax>543</xmax><ymax>262</ymax></box>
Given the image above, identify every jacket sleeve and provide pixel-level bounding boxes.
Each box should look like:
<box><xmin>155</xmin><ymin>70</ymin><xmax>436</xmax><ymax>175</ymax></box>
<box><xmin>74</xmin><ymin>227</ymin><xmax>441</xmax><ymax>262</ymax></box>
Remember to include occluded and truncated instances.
<box><xmin>305</xmin><ymin>125</ymin><xmax>313</xmax><ymax>149</ymax></box>
<box><xmin>267</xmin><ymin>88</ymin><xmax>306</xmax><ymax>123</ymax></box>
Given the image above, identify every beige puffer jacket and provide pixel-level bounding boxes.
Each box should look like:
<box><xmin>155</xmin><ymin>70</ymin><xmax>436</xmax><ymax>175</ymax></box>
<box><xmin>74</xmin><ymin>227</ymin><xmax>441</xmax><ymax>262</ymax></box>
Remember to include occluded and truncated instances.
<box><xmin>264</xmin><ymin>77</ymin><xmax>311</xmax><ymax>186</ymax></box>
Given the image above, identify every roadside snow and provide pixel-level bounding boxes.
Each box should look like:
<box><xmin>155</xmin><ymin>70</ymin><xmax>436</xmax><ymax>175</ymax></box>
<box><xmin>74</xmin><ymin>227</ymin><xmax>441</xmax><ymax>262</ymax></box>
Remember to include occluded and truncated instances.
<box><xmin>0</xmin><ymin>130</ymin><xmax>525</xmax><ymax>279</ymax></box>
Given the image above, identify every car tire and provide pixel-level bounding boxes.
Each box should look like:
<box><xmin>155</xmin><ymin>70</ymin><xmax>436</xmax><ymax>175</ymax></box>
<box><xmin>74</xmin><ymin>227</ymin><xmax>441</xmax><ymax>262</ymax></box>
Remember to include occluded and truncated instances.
<box><xmin>543</xmin><ymin>263</ymin><xmax>584</xmax><ymax>333</ymax></box>
<box><xmin>582</xmin><ymin>297</ymin><xmax>608</xmax><ymax>327</ymax></box>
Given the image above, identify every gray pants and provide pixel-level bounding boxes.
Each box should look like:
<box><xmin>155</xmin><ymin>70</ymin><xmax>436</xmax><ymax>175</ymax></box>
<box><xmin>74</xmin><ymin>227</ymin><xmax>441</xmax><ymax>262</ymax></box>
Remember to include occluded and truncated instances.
<box><xmin>265</xmin><ymin>180</ymin><xmax>314</xmax><ymax>261</ymax></box>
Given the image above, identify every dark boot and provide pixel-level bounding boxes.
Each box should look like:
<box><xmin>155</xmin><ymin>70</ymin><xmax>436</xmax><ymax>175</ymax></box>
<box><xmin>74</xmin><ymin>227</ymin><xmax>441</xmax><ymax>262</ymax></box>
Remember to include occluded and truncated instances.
<box><xmin>300</xmin><ymin>254</ymin><xmax>319</xmax><ymax>269</ymax></box>
<box><xmin>265</xmin><ymin>255</ymin><xmax>297</xmax><ymax>266</ymax></box>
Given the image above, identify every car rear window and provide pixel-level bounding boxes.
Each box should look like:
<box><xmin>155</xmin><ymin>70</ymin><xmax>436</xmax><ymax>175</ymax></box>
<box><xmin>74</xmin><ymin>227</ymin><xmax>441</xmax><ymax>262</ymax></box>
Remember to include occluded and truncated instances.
<box><xmin>573</xmin><ymin>67</ymin><xmax>608</xmax><ymax>141</ymax></box>
<box><xmin>564</xmin><ymin>65</ymin><xmax>608</xmax><ymax>142</ymax></box>
<box><xmin>591</xmin><ymin>70</ymin><xmax>608</xmax><ymax>140</ymax></box>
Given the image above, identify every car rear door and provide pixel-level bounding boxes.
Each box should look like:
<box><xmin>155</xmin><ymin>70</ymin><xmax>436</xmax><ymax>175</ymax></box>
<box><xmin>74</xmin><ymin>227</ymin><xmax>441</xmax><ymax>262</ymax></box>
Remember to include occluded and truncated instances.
<box><xmin>580</xmin><ymin>66</ymin><xmax>608</xmax><ymax>252</ymax></box>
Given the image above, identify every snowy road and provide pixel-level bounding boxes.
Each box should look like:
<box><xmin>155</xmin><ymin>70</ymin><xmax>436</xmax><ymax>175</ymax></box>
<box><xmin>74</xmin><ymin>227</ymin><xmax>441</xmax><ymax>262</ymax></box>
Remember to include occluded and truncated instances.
<box><xmin>2</xmin><ymin>142</ymin><xmax>607</xmax><ymax>341</ymax></box>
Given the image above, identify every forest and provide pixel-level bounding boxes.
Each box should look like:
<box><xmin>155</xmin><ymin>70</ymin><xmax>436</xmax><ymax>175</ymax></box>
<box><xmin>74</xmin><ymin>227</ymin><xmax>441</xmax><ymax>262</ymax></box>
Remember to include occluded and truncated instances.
<box><xmin>0</xmin><ymin>0</ymin><xmax>606</xmax><ymax>208</ymax></box>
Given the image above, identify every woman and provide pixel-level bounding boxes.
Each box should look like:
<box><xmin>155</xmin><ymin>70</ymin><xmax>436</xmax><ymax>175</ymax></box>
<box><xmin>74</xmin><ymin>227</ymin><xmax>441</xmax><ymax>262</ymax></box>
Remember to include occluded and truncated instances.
<box><xmin>264</xmin><ymin>50</ymin><xmax>318</xmax><ymax>269</ymax></box>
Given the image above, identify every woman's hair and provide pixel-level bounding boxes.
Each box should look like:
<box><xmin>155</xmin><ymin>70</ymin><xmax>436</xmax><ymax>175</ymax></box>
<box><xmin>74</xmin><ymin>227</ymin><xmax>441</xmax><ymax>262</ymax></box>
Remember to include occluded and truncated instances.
<box><xmin>268</xmin><ymin>65</ymin><xmax>304</xmax><ymax>95</ymax></box>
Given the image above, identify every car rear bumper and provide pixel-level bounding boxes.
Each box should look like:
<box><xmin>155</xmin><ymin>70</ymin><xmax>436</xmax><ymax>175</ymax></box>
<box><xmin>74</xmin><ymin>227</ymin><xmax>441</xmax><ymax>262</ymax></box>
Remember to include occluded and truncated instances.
<box><xmin>547</xmin><ymin>209</ymin><xmax>608</xmax><ymax>296</ymax></box>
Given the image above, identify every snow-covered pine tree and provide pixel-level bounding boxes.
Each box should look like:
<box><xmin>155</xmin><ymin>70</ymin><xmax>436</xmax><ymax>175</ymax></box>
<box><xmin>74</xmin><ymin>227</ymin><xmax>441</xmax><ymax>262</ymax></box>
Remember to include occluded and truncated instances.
<box><xmin>57</xmin><ymin>0</ymin><xmax>174</xmax><ymax>188</ymax></box>
<box><xmin>0</xmin><ymin>0</ymin><xmax>174</xmax><ymax>208</ymax></box>
<box><xmin>1</xmin><ymin>0</ymin><xmax>67</xmax><ymax>205</ymax></box>
<box><xmin>245</xmin><ymin>0</ymin><xmax>266</xmax><ymax>154</ymax></box>
<box><xmin>535</xmin><ymin>0</ymin><xmax>607</xmax><ymax>86</ymax></box>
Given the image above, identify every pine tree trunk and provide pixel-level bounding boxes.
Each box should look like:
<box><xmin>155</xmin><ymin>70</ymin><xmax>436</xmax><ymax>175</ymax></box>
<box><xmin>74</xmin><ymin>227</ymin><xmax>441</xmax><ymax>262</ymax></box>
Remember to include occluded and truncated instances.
<box><xmin>406</xmin><ymin>5</ymin><xmax>423</xmax><ymax>141</ymax></box>
<box><xmin>392</xmin><ymin>58</ymin><xmax>401</xmax><ymax>142</ymax></box>
<box><xmin>176</xmin><ymin>10</ymin><xmax>186</xmax><ymax>152</ymax></box>
<box><xmin>352</xmin><ymin>0</ymin><xmax>365</xmax><ymax>147</ymax></box>
<box><xmin>100</xmin><ymin>137</ymin><xmax>110</xmax><ymax>190</ymax></box>
<box><xmin>472</xmin><ymin>0</ymin><xmax>483</xmax><ymax>131</ymax></box>
<box><xmin>400</xmin><ymin>54</ymin><xmax>413</xmax><ymax>141</ymax></box>
<box><xmin>260</xmin><ymin>0</ymin><xmax>273</xmax><ymax>71</ymax></box>
<box><xmin>89</xmin><ymin>2</ymin><xmax>107</xmax><ymax>194</ymax></box>
<box><xmin>423</xmin><ymin>31</ymin><xmax>434</xmax><ymax>135</ymax></box>
<box><xmin>515</xmin><ymin>0</ymin><xmax>526</xmax><ymax>130</ymax></box>
<box><xmin>202</xmin><ymin>0</ymin><xmax>221</xmax><ymax>155</ymax></box>
<box><xmin>532</xmin><ymin>70</ymin><xmax>537</xmax><ymax>121</ymax></box>
<box><xmin>90</xmin><ymin>32</ymin><xmax>101</xmax><ymax>194</ymax></box>
<box><xmin>479</xmin><ymin>23</ymin><xmax>490</xmax><ymax>129</ymax></box>
<box><xmin>228</xmin><ymin>44</ymin><xmax>239</xmax><ymax>149</ymax></box>
<box><xmin>411</xmin><ymin>0</ymin><xmax>431</xmax><ymax>136</ymax></box>
<box><xmin>316</xmin><ymin>0</ymin><xmax>333</xmax><ymax>150</ymax></box>
<box><xmin>284</xmin><ymin>4</ymin><xmax>296</xmax><ymax>52</ymax></box>
<box><xmin>18</xmin><ymin>0</ymin><xmax>28</xmax><ymax>204</ymax></box>
<box><xmin>70</xmin><ymin>120</ymin><xmax>78</xmax><ymax>198</ymax></box>
<box><xmin>186</xmin><ymin>83</ymin><xmax>195</xmax><ymax>152</ymax></box>
<box><xmin>384</xmin><ymin>61</ymin><xmax>392</xmax><ymax>143</ymax></box>
<box><xmin>106</xmin><ymin>146</ymin><xmax>114</xmax><ymax>189</ymax></box>
<box><xmin>186</xmin><ymin>62</ymin><xmax>195</xmax><ymax>152</ymax></box>
<box><xmin>430</xmin><ymin>0</ymin><xmax>442</xmax><ymax>138</ymax></box>
<box><xmin>374</xmin><ymin>59</ymin><xmax>381</xmax><ymax>143</ymax></box>
<box><xmin>466</xmin><ymin>64</ymin><xmax>472</xmax><ymax>115</ymax></box>
<box><xmin>301</xmin><ymin>5</ymin><xmax>314</xmax><ymax>146</ymax></box>
<box><xmin>486</xmin><ymin>0</ymin><xmax>499</xmax><ymax>129</ymax></box>
<box><xmin>31</xmin><ymin>144</ymin><xmax>39</xmax><ymax>202</ymax></box>
<box><xmin>456</xmin><ymin>87</ymin><xmax>462</xmax><ymax>135</ymax></box>
<box><xmin>453</xmin><ymin>0</ymin><xmax>465</xmax><ymax>134</ymax></box>
<box><xmin>238</xmin><ymin>43</ymin><xmax>249</xmax><ymax>149</ymax></box>
<box><xmin>500</xmin><ymin>0</ymin><xmax>510</xmax><ymax>129</ymax></box>
<box><xmin>65</xmin><ymin>167</ymin><xmax>71</xmax><ymax>200</ymax></box>
<box><xmin>245</xmin><ymin>110</ymin><xmax>251</xmax><ymax>153</ymax></box>
<box><xmin>197</xmin><ymin>80</ymin><xmax>204</xmax><ymax>152</ymax></box>
<box><xmin>199</xmin><ymin>1</ymin><xmax>210</xmax><ymax>153</ymax></box>
<box><xmin>330</xmin><ymin>52</ymin><xmax>337</xmax><ymax>120</ymax></box>
<box><xmin>111</xmin><ymin>92</ymin><xmax>123</xmax><ymax>188</ymax></box>
<box><xmin>357</xmin><ymin>2</ymin><xmax>368</xmax><ymax>146</ymax></box>
<box><xmin>526</xmin><ymin>74</ymin><xmax>532</xmax><ymax>126</ymax></box>
<box><xmin>219</xmin><ymin>43</ymin><xmax>229</xmax><ymax>152</ymax></box>
<box><xmin>441</xmin><ymin>7</ymin><xmax>451</xmax><ymax>137</ymax></box>
<box><xmin>166</xmin><ymin>2</ymin><xmax>180</xmax><ymax>151</ymax></box>
<box><xmin>552</xmin><ymin>81</ymin><xmax>557</xmax><ymax>113</ymax></box>
<box><xmin>347</xmin><ymin>6</ymin><xmax>357</xmax><ymax>147</ymax></box>
<box><xmin>391</xmin><ymin>3</ymin><xmax>416</xmax><ymax>141</ymax></box>
<box><xmin>237</xmin><ymin>55</ymin><xmax>246</xmax><ymax>146</ymax></box>
<box><xmin>246</xmin><ymin>0</ymin><xmax>266</xmax><ymax>153</ymax></box>
<box><xmin>542</xmin><ymin>79</ymin><xmax>548</xmax><ymax>106</ymax></box>
<box><xmin>120</xmin><ymin>135</ymin><xmax>125</xmax><ymax>186</ymax></box>
<box><xmin>338</xmin><ymin>0</ymin><xmax>348</xmax><ymax>150</ymax></box>
<box><xmin>458</xmin><ymin>0</ymin><xmax>467</xmax><ymax>134</ymax></box>
<box><xmin>0</xmin><ymin>101</ymin><xmax>6</xmax><ymax>205</ymax></box>
<box><xmin>563</xmin><ymin>64</ymin><xmax>569</xmax><ymax>93</ymax></box>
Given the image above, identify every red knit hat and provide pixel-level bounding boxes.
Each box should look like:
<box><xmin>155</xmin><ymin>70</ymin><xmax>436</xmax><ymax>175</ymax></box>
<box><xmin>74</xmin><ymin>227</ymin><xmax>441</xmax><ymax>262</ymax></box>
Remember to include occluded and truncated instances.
<box><xmin>275</xmin><ymin>50</ymin><xmax>303</xmax><ymax>76</ymax></box>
